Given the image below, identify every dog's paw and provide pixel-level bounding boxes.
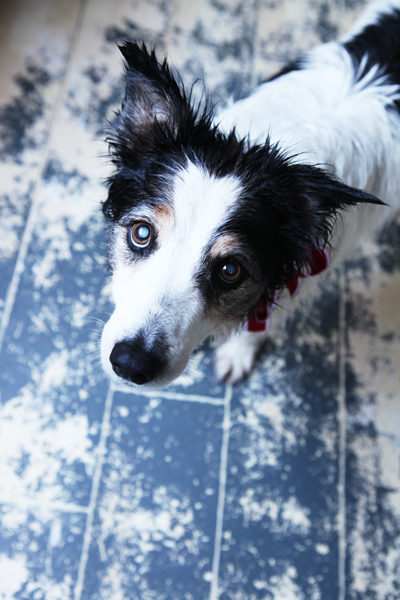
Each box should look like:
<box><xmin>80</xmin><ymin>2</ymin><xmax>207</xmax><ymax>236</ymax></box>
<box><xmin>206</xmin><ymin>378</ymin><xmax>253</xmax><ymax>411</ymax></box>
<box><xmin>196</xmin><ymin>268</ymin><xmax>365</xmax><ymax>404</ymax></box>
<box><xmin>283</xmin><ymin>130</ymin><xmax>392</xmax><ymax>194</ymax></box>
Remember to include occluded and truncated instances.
<box><xmin>214</xmin><ymin>330</ymin><xmax>267</xmax><ymax>384</ymax></box>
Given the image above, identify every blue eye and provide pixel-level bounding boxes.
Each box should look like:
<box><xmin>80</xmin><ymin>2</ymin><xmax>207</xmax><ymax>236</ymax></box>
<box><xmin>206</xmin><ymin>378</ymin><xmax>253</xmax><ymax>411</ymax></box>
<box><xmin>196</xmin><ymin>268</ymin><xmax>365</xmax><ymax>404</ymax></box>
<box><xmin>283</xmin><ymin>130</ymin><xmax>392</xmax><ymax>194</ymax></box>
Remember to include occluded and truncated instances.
<box><xmin>130</xmin><ymin>222</ymin><xmax>152</xmax><ymax>248</ymax></box>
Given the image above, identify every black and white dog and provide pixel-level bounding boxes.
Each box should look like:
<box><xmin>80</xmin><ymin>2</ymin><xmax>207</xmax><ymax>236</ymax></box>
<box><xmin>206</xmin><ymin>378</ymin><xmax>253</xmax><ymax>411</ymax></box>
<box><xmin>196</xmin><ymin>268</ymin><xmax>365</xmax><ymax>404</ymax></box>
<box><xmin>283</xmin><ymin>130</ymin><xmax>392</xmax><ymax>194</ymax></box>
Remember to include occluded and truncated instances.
<box><xmin>101</xmin><ymin>0</ymin><xmax>400</xmax><ymax>389</ymax></box>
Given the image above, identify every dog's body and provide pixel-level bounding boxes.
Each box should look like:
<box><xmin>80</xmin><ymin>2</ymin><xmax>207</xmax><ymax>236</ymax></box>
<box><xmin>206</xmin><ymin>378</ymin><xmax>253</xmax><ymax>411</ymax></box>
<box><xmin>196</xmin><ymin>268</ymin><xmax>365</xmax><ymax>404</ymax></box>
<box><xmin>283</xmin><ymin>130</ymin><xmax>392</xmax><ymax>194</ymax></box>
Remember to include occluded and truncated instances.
<box><xmin>101</xmin><ymin>0</ymin><xmax>400</xmax><ymax>389</ymax></box>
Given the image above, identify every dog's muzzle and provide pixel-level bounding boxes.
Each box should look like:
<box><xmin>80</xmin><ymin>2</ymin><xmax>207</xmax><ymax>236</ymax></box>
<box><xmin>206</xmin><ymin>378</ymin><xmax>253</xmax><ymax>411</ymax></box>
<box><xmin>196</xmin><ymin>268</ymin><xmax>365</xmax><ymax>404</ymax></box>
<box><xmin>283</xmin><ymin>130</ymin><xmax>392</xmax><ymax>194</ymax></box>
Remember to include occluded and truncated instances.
<box><xmin>109</xmin><ymin>335</ymin><xmax>165</xmax><ymax>385</ymax></box>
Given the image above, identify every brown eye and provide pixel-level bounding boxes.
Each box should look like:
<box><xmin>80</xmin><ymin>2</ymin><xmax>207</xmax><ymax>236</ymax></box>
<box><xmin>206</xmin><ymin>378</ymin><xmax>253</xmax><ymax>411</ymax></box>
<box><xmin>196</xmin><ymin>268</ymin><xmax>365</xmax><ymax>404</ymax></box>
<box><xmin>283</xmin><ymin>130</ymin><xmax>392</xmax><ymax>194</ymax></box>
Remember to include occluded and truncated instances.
<box><xmin>220</xmin><ymin>260</ymin><xmax>242</xmax><ymax>283</ymax></box>
<box><xmin>130</xmin><ymin>222</ymin><xmax>152</xmax><ymax>248</ymax></box>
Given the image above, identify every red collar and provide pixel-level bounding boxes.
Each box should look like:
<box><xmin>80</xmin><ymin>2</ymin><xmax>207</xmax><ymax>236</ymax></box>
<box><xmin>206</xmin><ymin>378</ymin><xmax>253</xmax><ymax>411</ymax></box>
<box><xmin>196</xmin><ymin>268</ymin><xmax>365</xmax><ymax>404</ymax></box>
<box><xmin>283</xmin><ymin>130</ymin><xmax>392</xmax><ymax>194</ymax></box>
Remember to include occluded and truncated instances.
<box><xmin>245</xmin><ymin>246</ymin><xmax>331</xmax><ymax>332</ymax></box>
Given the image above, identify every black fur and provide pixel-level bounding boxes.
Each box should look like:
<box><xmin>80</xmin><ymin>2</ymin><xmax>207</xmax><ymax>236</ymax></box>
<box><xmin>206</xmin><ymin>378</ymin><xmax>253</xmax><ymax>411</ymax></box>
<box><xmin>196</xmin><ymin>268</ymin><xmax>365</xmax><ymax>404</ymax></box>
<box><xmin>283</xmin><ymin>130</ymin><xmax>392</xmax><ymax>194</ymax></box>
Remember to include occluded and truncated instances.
<box><xmin>103</xmin><ymin>42</ymin><xmax>383</xmax><ymax>304</ymax></box>
<box><xmin>263</xmin><ymin>59</ymin><xmax>303</xmax><ymax>83</ymax></box>
<box><xmin>218</xmin><ymin>148</ymin><xmax>381</xmax><ymax>294</ymax></box>
<box><xmin>343</xmin><ymin>8</ymin><xmax>400</xmax><ymax>111</ymax></box>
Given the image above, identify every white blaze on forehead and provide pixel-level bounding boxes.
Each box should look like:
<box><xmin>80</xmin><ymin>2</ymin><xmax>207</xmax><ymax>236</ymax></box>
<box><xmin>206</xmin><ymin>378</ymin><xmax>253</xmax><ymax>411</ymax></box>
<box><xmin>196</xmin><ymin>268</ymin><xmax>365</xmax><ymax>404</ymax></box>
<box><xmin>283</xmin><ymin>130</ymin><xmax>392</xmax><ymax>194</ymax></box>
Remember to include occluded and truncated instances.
<box><xmin>123</xmin><ymin>161</ymin><xmax>242</xmax><ymax>288</ymax></box>
<box><xmin>172</xmin><ymin>160</ymin><xmax>242</xmax><ymax>250</ymax></box>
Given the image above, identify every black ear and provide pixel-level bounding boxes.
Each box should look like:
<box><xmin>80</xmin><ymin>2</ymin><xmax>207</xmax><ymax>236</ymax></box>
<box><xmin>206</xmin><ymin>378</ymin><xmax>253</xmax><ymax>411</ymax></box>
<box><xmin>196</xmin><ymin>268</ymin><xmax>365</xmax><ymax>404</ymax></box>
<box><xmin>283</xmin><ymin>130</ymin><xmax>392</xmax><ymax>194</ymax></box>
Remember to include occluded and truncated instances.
<box><xmin>293</xmin><ymin>163</ymin><xmax>385</xmax><ymax>250</ymax></box>
<box><xmin>231</xmin><ymin>145</ymin><xmax>386</xmax><ymax>291</ymax></box>
<box><xmin>109</xmin><ymin>42</ymin><xmax>191</xmax><ymax>158</ymax></box>
<box><xmin>278</xmin><ymin>162</ymin><xmax>386</xmax><ymax>283</ymax></box>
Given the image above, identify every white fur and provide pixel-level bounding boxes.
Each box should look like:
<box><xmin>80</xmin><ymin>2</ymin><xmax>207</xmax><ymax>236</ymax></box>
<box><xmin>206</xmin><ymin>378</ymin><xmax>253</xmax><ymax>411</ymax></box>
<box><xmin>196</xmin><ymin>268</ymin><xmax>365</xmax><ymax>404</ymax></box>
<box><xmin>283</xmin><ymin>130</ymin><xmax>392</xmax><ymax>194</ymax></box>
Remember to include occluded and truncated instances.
<box><xmin>102</xmin><ymin>0</ymin><xmax>400</xmax><ymax>387</ymax></box>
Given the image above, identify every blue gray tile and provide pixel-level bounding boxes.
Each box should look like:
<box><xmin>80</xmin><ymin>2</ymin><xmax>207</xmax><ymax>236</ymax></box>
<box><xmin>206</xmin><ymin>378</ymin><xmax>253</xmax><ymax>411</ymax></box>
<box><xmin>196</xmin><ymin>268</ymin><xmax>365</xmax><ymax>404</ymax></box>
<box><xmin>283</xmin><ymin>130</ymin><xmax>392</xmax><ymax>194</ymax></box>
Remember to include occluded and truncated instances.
<box><xmin>1</xmin><ymin>1</ymin><xmax>400</xmax><ymax>599</ymax></box>
<box><xmin>81</xmin><ymin>391</ymin><xmax>226</xmax><ymax>599</ymax></box>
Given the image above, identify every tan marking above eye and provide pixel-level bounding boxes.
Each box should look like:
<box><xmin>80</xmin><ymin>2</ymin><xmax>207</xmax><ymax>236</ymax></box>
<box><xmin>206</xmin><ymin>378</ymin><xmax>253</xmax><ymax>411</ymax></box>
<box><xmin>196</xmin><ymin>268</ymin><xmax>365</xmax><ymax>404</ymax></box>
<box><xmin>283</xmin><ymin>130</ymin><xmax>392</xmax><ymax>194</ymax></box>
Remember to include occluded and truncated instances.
<box><xmin>154</xmin><ymin>204</ymin><xmax>173</xmax><ymax>220</ymax></box>
<box><xmin>209</xmin><ymin>234</ymin><xmax>241</xmax><ymax>258</ymax></box>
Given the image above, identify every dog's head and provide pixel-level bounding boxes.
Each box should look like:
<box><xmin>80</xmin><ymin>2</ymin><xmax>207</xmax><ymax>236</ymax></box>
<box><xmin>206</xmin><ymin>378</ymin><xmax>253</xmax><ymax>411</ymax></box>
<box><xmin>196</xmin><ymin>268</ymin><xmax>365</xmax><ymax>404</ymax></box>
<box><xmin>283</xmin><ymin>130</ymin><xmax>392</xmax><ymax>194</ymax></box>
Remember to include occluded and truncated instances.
<box><xmin>101</xmin><ymin>42</ymin><xmax>381</xmax><ymax>389</ymax></box>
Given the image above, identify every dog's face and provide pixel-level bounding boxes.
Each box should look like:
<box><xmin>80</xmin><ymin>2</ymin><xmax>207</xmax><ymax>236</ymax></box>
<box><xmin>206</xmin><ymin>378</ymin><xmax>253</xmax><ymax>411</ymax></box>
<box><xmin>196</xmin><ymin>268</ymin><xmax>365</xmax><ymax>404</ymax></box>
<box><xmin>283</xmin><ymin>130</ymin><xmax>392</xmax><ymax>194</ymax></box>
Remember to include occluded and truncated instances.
<box><xmin>101</xmin><ymin>161</ymin><xmax>263</xmax><ymax>388</ymax></box>
<box><xmin>101</xmin><ymin>42</ymin><xmax>381</xmax><ymax>389</ymax></box>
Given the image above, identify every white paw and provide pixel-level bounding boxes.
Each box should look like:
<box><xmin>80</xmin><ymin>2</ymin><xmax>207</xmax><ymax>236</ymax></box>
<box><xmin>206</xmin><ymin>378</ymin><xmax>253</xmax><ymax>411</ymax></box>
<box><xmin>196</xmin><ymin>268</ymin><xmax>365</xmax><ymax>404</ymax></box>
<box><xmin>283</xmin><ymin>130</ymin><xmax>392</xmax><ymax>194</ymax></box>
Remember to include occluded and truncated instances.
<box><xmin>214</xmin><ymin>330</ymin><xmax>268</xmax><ymax>384</ymax></box>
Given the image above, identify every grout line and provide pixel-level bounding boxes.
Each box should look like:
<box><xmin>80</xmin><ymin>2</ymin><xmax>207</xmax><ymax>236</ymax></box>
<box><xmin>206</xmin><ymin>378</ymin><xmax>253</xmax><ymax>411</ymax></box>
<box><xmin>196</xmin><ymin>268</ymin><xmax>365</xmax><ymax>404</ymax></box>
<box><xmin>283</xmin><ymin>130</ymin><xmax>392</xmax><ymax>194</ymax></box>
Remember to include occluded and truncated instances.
<box><xmin>113</xmin><ymin>384</ymin><xmax>226</xmax><ymax>406</ymax></box>
<box><xmin>0</xmin><ymin>499</ymin><xmax>89</xmax><ymax>515</ymax></box>
<box><xmin>209</xmin><ymin>384</ymin><xmax>232</xmax><ymax>600</ymax></box>
<box><xmin>338</xmin><ymin>264</ymin><xmax>347</xmax><ymax>600</ymax></box>
<box><xmin>0</xmin><ymin>0</ymin><xmax>88</xmax><ymax>356</ymax></box>
<box><xmin>74</xmin><ymin>385</ymin><xmax>114</xmax><ymax>600</ymax></box>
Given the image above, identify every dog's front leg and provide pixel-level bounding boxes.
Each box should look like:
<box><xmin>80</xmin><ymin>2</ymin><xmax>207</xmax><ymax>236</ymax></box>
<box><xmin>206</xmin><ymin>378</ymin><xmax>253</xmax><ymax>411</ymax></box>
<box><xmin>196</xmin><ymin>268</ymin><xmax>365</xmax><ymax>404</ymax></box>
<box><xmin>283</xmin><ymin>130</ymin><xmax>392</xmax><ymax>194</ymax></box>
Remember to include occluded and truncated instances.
<box><xmin>214</xmin><ymin>329</ymin><xmax>270</xmax><ymax>384</ymax></box>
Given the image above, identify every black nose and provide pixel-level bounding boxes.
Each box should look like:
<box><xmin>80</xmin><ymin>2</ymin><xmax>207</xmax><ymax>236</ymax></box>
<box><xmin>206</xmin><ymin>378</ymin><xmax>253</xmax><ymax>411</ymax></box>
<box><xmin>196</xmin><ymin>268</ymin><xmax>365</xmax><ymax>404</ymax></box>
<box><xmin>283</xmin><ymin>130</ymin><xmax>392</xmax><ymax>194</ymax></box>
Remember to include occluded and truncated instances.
<box><xmin>110</xmin><ymin>337</ymin><xmax>165</xmax><ymax>385</ymax></box>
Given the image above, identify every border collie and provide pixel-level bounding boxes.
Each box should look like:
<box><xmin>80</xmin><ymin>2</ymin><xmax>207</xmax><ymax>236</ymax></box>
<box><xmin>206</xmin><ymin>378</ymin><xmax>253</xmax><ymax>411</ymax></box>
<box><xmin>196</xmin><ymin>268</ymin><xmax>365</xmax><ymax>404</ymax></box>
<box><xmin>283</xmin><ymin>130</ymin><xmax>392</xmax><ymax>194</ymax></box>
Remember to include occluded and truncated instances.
<box><xmin>101</xmin><ymin>0</ymin><xmax>400</xmax><ymax>389</ymax></box>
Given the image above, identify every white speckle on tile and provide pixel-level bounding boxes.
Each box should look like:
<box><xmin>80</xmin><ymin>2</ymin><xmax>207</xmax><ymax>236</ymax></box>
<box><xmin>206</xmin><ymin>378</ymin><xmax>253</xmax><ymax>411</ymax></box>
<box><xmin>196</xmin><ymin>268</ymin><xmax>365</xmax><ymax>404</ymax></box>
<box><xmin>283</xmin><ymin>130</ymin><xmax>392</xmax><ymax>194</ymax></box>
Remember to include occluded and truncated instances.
<box><xmin>117</xmin><ymin>406</ymin><xmax>129</xmax><ymax>417</ymax></box>
<box><xmin>48</xmin><ymin>518</ymin><xmax>63</xmax><ymax>548</ymax></box>
<box><xmin>78</xmin><ymin>389</ymin><xmax>89</xmax><ymax>401</ymax></box>
<box><xmin>281</xmin><ymin>497</ymin><xmax>311</xmax><ymax>534</ymax></box>
<box><xmin>315</xmin><ymin>543</ymin><xmax>329</xmax><ymax>555</ymax></box>
<box><xmin>253</xmin><ymin>579</ymin><xmax>267</xmax><ymax>590</ymax></box>
<box><xmin>268</xmin><ymin>565</ymin><xmax>304</xmax><ymax>600</ymax></box>
<box><xmin>240</xmin><ymin>489</ymin><xmax>279</xmax><ymax>527</ymax></box>
<box><xmin>0</xmin><ymin>554</ymin><xmax>28</xmax><ymax>597</ymax></box>
<box><xmin>239</xmin><ymin>488</ymin><xmax>310</xmax><ymax>534</ymax></box>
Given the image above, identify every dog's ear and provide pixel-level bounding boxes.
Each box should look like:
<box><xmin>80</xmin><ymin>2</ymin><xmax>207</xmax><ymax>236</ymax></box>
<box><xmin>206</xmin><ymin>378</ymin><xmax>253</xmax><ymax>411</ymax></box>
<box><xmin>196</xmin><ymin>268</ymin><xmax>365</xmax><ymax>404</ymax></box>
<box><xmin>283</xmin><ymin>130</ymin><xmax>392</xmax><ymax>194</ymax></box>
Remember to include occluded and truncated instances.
<box><xmin>111</xmin><ymin>42</ymin><xmax>190</xmax><ymax>157</ymax></box>
<box><xmin>235</xmin><ymin>151</ymin><xmax>385</xmax><ymax>290</ymax></box>
<box><xmin>278</xmin><ymin>163</ymin><xmax>385</xmax><ymax>282</ymax></box>
<box><xmin>292</xmin><ymin>163</ymin><xmax>385</xmax><ymax>250</ymax></box>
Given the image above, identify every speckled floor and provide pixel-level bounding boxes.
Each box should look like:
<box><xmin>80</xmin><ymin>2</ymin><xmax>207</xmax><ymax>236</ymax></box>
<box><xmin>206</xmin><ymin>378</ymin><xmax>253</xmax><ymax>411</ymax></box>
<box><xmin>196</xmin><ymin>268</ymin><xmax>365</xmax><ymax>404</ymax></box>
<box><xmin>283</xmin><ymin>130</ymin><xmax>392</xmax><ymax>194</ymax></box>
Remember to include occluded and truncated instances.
<box><xmin>1</xmin><ymin>1</ymin><xmax>400</xmax><ymax>599</ymax></box>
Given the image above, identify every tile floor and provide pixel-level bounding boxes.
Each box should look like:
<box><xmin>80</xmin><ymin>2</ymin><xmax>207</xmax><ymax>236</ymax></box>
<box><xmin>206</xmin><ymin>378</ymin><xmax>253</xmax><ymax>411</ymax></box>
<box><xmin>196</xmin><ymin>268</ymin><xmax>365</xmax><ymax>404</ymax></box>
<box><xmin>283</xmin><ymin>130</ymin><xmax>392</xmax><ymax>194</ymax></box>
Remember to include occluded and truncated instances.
<box><xmin>1</xmin><ymin>0</ymin><xmax>400</xmax><ymax>598</ymax></box>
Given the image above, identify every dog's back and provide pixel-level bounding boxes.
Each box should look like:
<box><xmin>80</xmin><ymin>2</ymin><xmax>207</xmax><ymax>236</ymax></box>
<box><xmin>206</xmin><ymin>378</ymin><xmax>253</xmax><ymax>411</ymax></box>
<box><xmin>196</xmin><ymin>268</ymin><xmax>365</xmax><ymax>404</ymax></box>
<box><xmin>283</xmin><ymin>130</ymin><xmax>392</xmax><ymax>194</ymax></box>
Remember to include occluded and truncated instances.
<box><xmin>217</xmin><ymin>0</ymin><xmax>400</xmax><ymax>218</ymax></box>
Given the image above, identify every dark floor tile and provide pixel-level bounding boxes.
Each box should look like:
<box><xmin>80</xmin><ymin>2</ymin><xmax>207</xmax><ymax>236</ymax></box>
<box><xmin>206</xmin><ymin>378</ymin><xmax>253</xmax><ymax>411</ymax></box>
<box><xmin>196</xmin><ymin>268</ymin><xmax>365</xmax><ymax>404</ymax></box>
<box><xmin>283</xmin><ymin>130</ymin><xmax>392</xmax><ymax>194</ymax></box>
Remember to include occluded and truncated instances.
<box><xmin>0</xmin><ymin>506</ymin><xmax>86</xmax><ymax>599</ymax></box>
<box><xmin>81</xmin><ymin>391</ymin><xmax>226</xmax><ymax>599</ymax></box>
<box><xmin>218</xmin><ymin>279</ymin><xmax>342</xmax><ymax>599</ymax></box>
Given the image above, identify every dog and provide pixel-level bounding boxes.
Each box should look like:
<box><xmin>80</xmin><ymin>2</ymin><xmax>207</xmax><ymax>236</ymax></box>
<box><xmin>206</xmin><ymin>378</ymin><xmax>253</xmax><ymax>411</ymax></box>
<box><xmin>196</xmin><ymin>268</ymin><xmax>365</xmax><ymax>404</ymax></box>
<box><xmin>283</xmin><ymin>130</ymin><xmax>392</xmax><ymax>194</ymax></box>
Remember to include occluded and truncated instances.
<box><xmin>100</xmin><ymin>0</ymin><xmax>400</xmax><ymax>389</ymax></box>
